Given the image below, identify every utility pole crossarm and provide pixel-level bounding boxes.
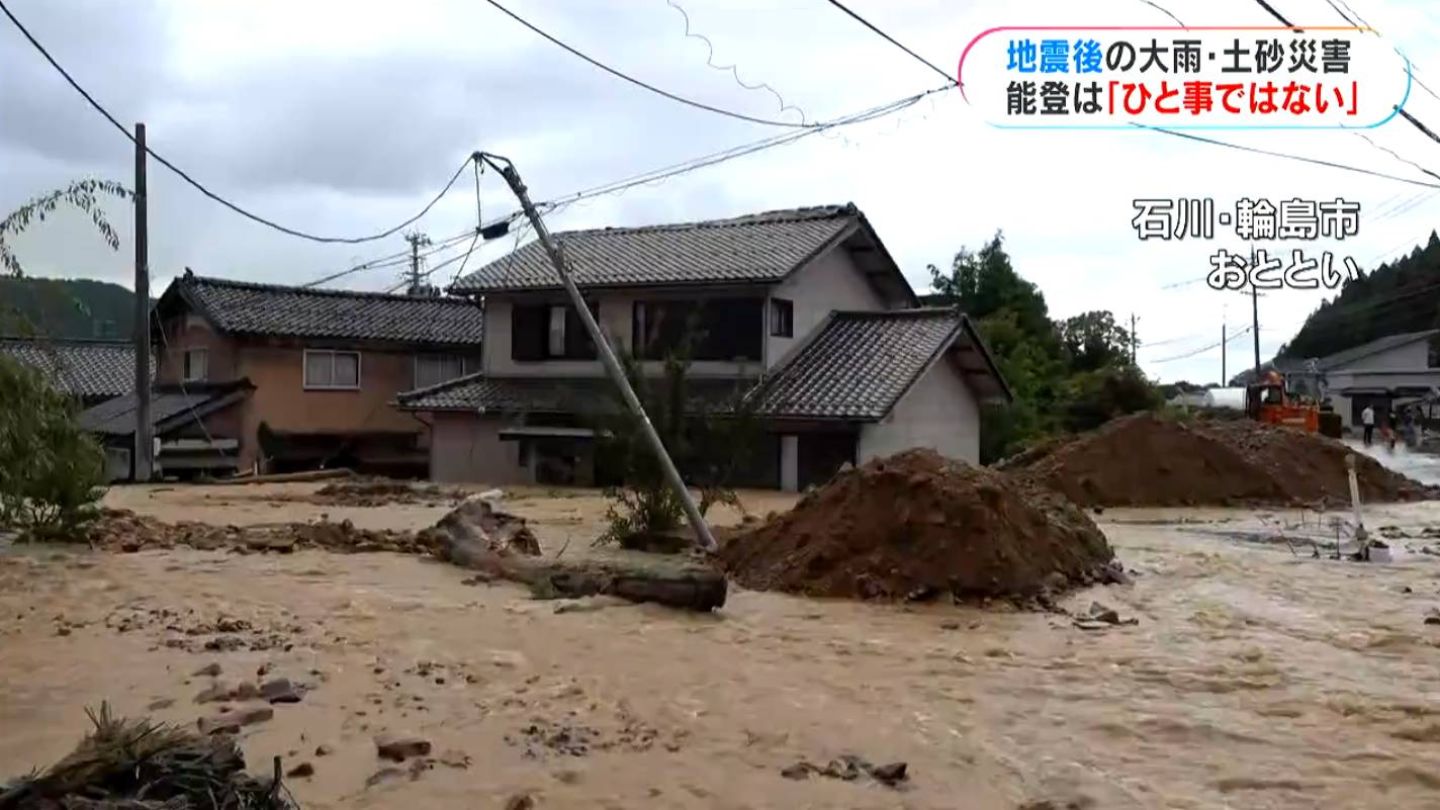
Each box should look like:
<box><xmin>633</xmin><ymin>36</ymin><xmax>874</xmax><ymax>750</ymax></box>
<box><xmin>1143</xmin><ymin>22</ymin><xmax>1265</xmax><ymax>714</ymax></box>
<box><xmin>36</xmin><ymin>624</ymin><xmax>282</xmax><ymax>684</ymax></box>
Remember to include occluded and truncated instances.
<box><xmin>477</xmin><ymin>152</ymin><xmax>718</xmax><ymax>554</ymax></box>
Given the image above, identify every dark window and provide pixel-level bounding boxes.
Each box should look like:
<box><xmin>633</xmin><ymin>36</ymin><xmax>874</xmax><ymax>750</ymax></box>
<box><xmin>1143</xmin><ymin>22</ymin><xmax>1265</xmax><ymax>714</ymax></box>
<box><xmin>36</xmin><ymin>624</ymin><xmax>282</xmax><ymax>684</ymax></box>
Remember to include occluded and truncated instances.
<box><xmin>769</xmin><ymin>298</ymin><xmax>794</xmax><ymax>338</ymax></box>
<box><xmin>1429</xmin><ymin>335</ymin><xmax>1440</xmax><ymax>368</ymax></box>
<box><xmin>512</xmin><ymin>301</ymin><xmax>598</xmax><ymax>361</ymax></box>
<box><xmin>632</xmin><ymin>298</ymin><xmax>763</xmax><ymax>361</ymax></box>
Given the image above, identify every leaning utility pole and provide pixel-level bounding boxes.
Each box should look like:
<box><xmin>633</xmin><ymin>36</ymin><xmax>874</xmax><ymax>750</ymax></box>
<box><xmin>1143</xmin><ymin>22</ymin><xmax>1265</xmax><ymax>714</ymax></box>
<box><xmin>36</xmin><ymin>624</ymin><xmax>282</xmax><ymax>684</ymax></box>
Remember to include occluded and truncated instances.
<box><xmin>132</xmin><ymin>122</ymin><xmax>153</xmax><ymax>482</ymax></box>
<box><xmin>478</xmin><ymin>152</ymin><xmax>718</xmax><ymax>553</ymax></box>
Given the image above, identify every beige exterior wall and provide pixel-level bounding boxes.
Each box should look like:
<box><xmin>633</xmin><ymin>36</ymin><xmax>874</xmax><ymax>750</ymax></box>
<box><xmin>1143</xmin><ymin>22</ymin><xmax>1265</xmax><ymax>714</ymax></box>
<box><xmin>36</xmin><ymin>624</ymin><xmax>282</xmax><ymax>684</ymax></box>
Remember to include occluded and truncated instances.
<box><xmin>765</xmin><ymin>248</ymin><xmax>889</xmax><ymax>369</ymax></box>
<box><xmin>429</xmin><ymin>412</ymin><xmax>530</xmax><ymax>484</ymax></box>
<box><xmin>155</xmin><ymin>315</ymin><xmax>236</xmax><ymax>385</ymax></box>
<box><xmin>858</xmin><ymin>356</ymin><xmax>980</xmax><ymax>465</ymax></box>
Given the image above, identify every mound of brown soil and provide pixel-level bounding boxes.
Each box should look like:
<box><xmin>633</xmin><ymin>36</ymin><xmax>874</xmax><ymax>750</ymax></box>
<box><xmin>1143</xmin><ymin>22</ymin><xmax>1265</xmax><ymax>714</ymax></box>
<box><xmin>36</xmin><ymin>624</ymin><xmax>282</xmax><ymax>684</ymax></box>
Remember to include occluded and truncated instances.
<box><xmin>1010</xmin><ymin>412</ymin><xmax>1436</xmax><ymax>508</ymax></box>
<box><xmin>308</xmin><ymin>478</ymin><xmax>465</xmax><ymax>507</ymax></box>
<box><xmin>720</xmin><ymin>449</ymin><xmax>1116</xmax><ymax>601</ymax></box>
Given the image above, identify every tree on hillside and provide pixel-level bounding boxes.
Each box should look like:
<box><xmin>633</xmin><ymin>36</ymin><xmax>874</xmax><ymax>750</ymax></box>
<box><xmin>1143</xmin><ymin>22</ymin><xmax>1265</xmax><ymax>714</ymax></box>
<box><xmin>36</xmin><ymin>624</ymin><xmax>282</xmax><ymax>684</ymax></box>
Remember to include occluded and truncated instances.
<box><xmin>1059</xmin><ymin>310</ymin><xmax>1133</xmax><ymax>372</ymax></box>
<box><xmin>927</xmin><ymin>231</ymin><xmax>1157</xmax><ymax>463</ymax></box>
<box><xmin>1279</xmin><ymin>230</ymin><xmax>1440</xmax><ymax>361</ymax></box>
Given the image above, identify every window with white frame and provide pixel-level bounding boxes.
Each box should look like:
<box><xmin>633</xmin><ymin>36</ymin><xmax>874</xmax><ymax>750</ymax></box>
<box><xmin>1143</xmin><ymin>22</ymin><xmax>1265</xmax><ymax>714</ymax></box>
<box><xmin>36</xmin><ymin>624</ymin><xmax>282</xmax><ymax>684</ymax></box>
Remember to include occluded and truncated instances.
<box><xmin>182</xmin><ymin>348</ymin><xmax>208</xmax><ymax>382</ymax></box>
<box><xmin>304</xmin><ymin>350</ymin><xmax>360</xmax><ymax>390</ymax></box>
<box><xmin>414</xmin><ymin>354</ymin><xmax>476</xmax><ymax>389</ymax></box>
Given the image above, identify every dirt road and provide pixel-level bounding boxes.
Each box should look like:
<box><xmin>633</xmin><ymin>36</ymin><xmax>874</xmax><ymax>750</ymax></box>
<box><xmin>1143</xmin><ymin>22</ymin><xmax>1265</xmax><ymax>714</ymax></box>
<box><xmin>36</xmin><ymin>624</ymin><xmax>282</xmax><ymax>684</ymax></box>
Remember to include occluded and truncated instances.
<box><xmin>4</xmin><ymin>485</ymin><xmax>1440</xmax><ymax>808</ymax></box>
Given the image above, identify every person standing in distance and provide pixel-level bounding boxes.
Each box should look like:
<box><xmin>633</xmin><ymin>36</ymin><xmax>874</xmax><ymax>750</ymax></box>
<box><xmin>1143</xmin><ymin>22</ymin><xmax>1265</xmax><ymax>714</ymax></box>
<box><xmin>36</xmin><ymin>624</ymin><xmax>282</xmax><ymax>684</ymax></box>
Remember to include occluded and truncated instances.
<box><xmin>1361</xmin><ymin>403</ymin><xmax>1375</xmax><ymax>446</ymax></box>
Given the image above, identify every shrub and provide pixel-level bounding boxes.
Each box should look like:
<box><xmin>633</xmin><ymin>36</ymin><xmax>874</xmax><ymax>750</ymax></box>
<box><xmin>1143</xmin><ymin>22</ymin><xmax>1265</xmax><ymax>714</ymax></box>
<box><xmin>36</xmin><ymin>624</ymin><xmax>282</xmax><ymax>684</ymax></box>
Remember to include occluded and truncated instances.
<box><xmin>0</xmin><ymin>354</ymin><xmax>107</xmax><ymax>542</ymax></box>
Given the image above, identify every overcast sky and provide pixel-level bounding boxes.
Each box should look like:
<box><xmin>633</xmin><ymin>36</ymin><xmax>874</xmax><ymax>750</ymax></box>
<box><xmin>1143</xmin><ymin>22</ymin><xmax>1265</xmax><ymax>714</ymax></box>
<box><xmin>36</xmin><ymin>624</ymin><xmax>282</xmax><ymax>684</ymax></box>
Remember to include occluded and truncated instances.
<box><xmin>5</xmin><ymin>0</ymin><xmax>1440</xmax><ymax>384</ymax></box>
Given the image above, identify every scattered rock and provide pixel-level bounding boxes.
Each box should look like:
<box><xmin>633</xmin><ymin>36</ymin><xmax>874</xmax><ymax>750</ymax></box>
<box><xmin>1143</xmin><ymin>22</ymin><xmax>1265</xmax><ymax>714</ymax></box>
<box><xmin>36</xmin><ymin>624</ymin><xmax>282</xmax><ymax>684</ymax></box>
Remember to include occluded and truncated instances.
<box><xmin>1073</xmin><ymin>601</ymin><xmax>1138</xmax><ymax>630</ymax></box>
<box><xmin>234</xmin><ymin>682</ymin><xmax>261</xmax><ymax>701</ymax></box>
<box><xmin>460</xmin><ymin>574</ymin><xmax>493</xmax><ymax>586</ymax></box>
<box><xmin>198</xmin><ymin>706</ymin><xmax>272</xmax><ymax>735</ymax></box>
<box><xmin>55</xmin><ymin>626</ymin><xmax>71</xmax><ymax>637</ymax></box>
<box><xmin>146</xmin><ymin>698</ymin><xmax>175</xmax><ymax>711</ymax></box>
<box><xmin>315</xmin><ymin>744</ymin><xmax>335</xmax><ymax>757</ymax></box>
<box><xmin>261</xmin><ymin>677</ymin><xmax>303</xmax><ymax>703</ymax></box>
<box><xmin>504</xmin><ymin>794</ymin><xmax>535</xmax><ymax>810</ymax></box>
<box><xmin>780</xmin><ymin>755</ymin><xmax>908</xmax><ymax>788</ymax></box>
<box><xmin>285</xmin><ymin>762</ymin><xmax>315</xmax><ymax>779</ymax></box>
<box><xmin>194</xmin><ymin>682</ymin><xmax>236</xmax><ymax>704</ymax></box>
<box><xmin>1425</xmin><ymin>608</ymin><xmax>1440</xmax><ymax>626</ymax></box>
<box><xmin>376</xmin><ymin>733</ymin><xmax>432</xmax><ymax>762</ymax></box>
<box><xmin>406</xmin><ymin>758</ymin><xmax>433</xmax><ymax>780</ymax></box>
<box><xmin>194</xmin><ymin>662</ymin><xmax>222</xmax><ymax>678</ymax></box>
<box><xmin>939</xmin><ymin>621</ymin><xmax>961</xmax><ymax>631</ymax></box>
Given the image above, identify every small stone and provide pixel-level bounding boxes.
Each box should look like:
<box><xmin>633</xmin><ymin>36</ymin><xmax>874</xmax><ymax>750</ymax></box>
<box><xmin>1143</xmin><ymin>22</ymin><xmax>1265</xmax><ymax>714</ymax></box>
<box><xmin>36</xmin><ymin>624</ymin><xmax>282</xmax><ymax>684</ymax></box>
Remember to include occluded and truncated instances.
<box><xmin>193</xmin><ymin>662</ymin><xmax>222</xmax><ymax>678</ymax></box>
<box><xmin>261</xmin><ymin>677</ymin><xmax>303</xmax><ymax>704</ymax></box>
<box><xmin>939</xmin><ymin>621</ymin><xmax>961</xmax><ymax>631</ymax></box>
<box><xmin>285</xmin><ymin>762</ymin><xmax>315</xmax><ymax>779</ymax></box>
<box><xmin>146</xmin><ymin>698</ymin><xmax>175</xmax><ymax>711</ymax></box>
<box><xmin>375</xmin><ymin>733</ymin><xmax>432</xmax><ymax>762</ymax></box>
<box><xmin>504</xmin><ymin>794</ymin><xmax>535</xmax><ymax>810</ymax></box>
<box><xmin>233</xmin><ymin>682</ymin><xmax>261</xmax><ymax>700</ymax></box>
<box><xmin>869</xmin><ymin>761</ymin><xmax>908</xmax><ymax>786</ymax></box>
<box><xmin>315</xmin><ymin>744</ymin><xmax>335</xmax><ymax>757</ymax></box>
<box><xmin>781</xmin><ymin>762</ymin><xmax>814</xmax><ymax>780</ymax></box>
<box><xmin>434</xmin><ymin>677</ymin><xmax>445</xmax><ymax>685</ymax></box>
<box><xmin>234</xmin><ymin>706</ymin><xmax>274</xmax><ymax>726</ymax></box>
<box><xmin>257</xmin><ymin>662</ymin><xmax>272</xmax><ymax>678</ymax></box>
<box><xmin>1087</xmin><ymin>602</ymin><xmax>1121</xmax><ymax>625</ymax></box>
<box><xmin>1425</xmin><ymin>608</ymin><xmax>1440</xmax><ymax>626</ymax></box>
<box><xmin>194</xmin><ymin>682</ymin><xmax>236</xmax><ymax>704</ymax></box>
<box><xmin>55</xmin><ymin>626</ymin><xmax>71</xmax><ymax>637</ymax></box>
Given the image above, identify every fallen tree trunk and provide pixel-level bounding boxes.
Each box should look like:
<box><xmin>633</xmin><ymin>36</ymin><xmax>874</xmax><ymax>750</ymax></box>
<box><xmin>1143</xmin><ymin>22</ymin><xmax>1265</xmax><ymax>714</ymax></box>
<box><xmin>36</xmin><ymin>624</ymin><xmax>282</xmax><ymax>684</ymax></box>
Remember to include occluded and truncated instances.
<box><xmin>211</xmin><ymin>468</ymin><xmax>355</xmax><ymax>486</ymax></box>
<box><xmin>421</xmin><ymin>498</ymin><xmax>726</xmax><ymax>612</ymax></box>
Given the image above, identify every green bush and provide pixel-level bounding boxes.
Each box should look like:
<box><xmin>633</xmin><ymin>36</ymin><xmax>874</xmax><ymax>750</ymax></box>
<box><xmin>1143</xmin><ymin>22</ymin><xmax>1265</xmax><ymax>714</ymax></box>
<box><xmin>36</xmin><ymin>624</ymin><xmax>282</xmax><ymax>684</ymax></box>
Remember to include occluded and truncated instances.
<box><xmin>0</xmin><ymin>354</ymin><xmax>107</xmax><ymax>541</ymax></box>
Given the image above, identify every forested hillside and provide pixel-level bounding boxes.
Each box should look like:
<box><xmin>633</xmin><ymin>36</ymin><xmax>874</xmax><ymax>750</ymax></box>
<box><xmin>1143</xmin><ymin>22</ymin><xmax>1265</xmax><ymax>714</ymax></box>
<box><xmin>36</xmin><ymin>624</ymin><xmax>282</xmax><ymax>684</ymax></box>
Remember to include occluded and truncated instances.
<box><xmin>0</xmin><ymin>276</ymin><xmax>135</xmax><ymax>339</ymax></box>
<box><xmin>1278</xmin><ymin>232</ymin><xmax>1440</xmax><ymax>361</ymax></box>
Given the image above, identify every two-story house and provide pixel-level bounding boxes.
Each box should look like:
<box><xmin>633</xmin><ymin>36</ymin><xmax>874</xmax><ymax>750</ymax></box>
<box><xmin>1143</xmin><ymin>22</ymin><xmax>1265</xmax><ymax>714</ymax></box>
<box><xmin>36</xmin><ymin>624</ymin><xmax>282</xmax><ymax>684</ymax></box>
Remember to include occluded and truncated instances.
<box><xmin>396</xmin><ymin>203</ymin><xmax>1011</xmax><ymax>491</ymax></box>
<box><xmin>90</xmin><ymin>271</ymin><xmax>486</xmax><ymax>478</ymax></box>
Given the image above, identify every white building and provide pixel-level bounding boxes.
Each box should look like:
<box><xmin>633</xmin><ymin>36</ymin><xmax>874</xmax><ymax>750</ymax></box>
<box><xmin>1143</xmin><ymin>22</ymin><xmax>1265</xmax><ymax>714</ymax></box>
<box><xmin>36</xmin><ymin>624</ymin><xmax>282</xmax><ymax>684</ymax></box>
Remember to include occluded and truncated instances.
<box><xmin>396</xmin><ymin>204</ymin><xmax>1012</xmax><ymax>491</ymax></box>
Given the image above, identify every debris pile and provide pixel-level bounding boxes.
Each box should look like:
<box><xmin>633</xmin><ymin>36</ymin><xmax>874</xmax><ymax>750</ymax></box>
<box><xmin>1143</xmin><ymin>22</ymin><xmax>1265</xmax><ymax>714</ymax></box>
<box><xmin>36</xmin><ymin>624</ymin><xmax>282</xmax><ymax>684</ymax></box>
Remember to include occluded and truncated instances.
<box><xmin>720</xmin><ymin>449</ymin><xmax>1116</xmax><ymax>601</ymax></box>
<box><xmin>87</xmin><ymin>509</ymin><xmax>444</xmax><ymax>557</ymax></box>
<box><xmin>0</xmin><ymin>703</ymin><xmax>295</xmax><ymax>809</ymax></box>
<box><xmin>308</xmin><ymin>478</ymin><xmax>466</xmax><ymax>507</ymax></box>
<box><xmin>1005</xmin><ymin>412</ymin><xmax>1435</xmax><ymax>508</ymax></box>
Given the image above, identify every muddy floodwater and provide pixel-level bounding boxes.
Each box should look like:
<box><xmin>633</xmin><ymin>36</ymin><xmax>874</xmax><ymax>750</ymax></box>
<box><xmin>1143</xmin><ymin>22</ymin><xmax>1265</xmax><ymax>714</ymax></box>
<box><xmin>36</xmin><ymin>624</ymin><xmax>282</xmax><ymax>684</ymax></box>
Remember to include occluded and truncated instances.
<box><xmin>5</xmin><ymin>485</ymin><xmax>1440</xmax><ymax>809</ymax></box>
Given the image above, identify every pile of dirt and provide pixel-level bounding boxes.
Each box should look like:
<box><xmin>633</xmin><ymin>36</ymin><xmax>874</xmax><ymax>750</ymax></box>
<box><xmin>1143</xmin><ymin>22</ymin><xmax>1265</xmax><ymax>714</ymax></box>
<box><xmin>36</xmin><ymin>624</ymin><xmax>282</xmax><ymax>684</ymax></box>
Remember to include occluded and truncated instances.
<box><xmin>1007</xmin><ymin>412</ymin><xmax>1437</xmax><ymax>508</ymax></box>
<box><xmin>719</xmin><ymin>449</ymin><xmax>1116</xmax><ymax>601</ymax></box>
<box><xmin>87</xmin><ymin>509</ymin><xmax>443</xmax><ymax>557</ymax></box>
<box><xmin>0</xmin><ymin>703</ymin><xmax>294</xmax><ymax>809</ymax></box>
<box><xmin>307</xmin><ymin>478</ymin><xmax>465</xmax><ymax>507</ymax></box>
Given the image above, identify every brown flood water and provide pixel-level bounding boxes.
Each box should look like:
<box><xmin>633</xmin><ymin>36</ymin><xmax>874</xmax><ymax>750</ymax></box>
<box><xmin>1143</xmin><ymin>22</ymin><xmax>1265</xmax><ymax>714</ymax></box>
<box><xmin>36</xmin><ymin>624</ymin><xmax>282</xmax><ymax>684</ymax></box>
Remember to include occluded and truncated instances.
<box><xmin>4</xmin><ymin>486</ymin><xmax>1440</xmax><ymax>809</ymax></box>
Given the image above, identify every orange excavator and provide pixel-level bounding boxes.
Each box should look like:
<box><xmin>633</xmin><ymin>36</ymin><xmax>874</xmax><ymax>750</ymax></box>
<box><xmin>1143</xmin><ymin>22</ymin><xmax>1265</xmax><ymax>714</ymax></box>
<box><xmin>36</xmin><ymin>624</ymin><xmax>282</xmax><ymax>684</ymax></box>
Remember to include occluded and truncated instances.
<box><xmin>1245</xmin><ymin>370</ymin><xmax>1321</xmax><ymax>433</ymax></box>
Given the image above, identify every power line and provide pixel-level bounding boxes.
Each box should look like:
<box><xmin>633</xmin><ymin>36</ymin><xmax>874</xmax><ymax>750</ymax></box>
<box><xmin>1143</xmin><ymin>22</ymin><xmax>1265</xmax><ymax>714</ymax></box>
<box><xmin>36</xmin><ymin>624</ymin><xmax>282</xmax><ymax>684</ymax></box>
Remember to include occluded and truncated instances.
<box><xmin>0</xmin><ymin>0</ymin><xmax>473</xmax><ymax>245</ymax></box>
<box><xmin>1138</xmin><ymin>0</ymin><xmax>1188</xmax><ymax>27</ymax></box>
<box><xmin>824</xmin><ymin>0</ymin><xmax>957</xmax><ymax>86</ymax></box>
<box><xmin>1311</xmin><ymin>0</ymin><xmax>1440</xmax><ymax>103</ymax></box>
<box><xmin>300</xmin><ymin>228</ymin><xmax>478</xmax><ymax>288</ymax></box>
<box><xmin>1153</xmin><ymin>325</ymin><xmax>1252</xmax><ymax>363</ymax></box>
<box><xmin>1251</xmin><ymin>0</ymin><xmax>1298</xmax><ymax>28</ymax></box>
<box><xmin>1321</xmin><ymin>0</ymin><xmax>1358</xmax><ymax>26</ymax></box>
<box><xmin>480</xmin><ymin>0</ymin><xmax>815</xmax><ymax>129</ymax></box>
<box><xmin>1135</xmin><ymin>124</ymin><xmax>1440</xmax><ymax>189</ymax></box>
<box><xmin>664</xmin><ymin>0</ymin><xmax>808</xmax><ymax>125</ymax></box>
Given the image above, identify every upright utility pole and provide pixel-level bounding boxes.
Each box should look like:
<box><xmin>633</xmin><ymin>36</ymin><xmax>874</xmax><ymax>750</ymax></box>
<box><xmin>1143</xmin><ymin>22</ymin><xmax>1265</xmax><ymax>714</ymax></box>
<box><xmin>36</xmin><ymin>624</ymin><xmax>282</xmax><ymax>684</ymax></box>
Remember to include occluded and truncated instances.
<box><xmin>132</xmin><ymin>123</ymin><xmax>153</xmax><ymax>482</ymax></box>
<box><xmin>1249</xmin><ymin>244</ymin><xmax>1260</xmax><ymax>378</ymax></box>
<box><xmin>1129</xmin><ymin>312</ymin><xmax>1138</xmax><ymax>364</ymax></box>
<box><xmin>479</xmin><ymin>152</ymin><xmax>718</xmax><ymax>554</ymax></box>
<box><xmin>404</xmin><ymin>232</ymin><xmax>430</xmax><ymax>295</ymax></box>
<box><xmin>1221</xmin><ymin>321</ymin><xmax>1227</xmax><ymax>385</ymax></box>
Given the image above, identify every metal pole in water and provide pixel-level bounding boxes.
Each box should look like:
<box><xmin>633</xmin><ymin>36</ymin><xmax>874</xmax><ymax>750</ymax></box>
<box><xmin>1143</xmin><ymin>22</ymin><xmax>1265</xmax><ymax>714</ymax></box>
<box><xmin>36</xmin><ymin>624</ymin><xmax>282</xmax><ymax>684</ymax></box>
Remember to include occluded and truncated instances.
<box><xmin>1346</xmin><ymin>453</ymin><xmax>1368</xmax><ymax>556</ymax></box>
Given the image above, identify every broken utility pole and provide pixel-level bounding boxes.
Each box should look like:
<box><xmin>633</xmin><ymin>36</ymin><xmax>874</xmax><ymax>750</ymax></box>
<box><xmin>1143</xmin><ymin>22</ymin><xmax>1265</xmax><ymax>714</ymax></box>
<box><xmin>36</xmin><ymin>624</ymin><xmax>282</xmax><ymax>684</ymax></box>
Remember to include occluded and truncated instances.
<box><xmin>476</xmin><ymin>151</ymin><xmax>718</xmax><ymax>554</ymax></box>
<box><xmin>133</xmin><ymin>122</ymin><xmax>153</xmax><ymax>482</ymax></box>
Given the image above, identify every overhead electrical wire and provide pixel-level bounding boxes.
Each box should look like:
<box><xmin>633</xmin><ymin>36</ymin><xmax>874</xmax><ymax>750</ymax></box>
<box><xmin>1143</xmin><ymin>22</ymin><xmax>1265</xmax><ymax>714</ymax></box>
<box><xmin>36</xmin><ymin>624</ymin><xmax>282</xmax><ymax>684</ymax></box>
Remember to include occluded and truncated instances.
<box><xmin>0</xmin><ymin>0</ymin><xmax>473</xmax><ymax>245</ymax></box>
<box><xmin>299</xmin><ymin>227</ymin><xmax>479</xmax><ymax>289</ymax></box>
<box><xmin>1153</xmin><ymin>325</ymin><xmax>1252</xmax><ymax>363</ymax></box>
<box><xmin>823</xmin><ymin>0</ymin><xmax>957</xmax><ymax>86</ymax></box>
<box><xmin>664</xmin><ymin>0</ymin><xmax>809</xmax><ymax>125</ymax></box>
<box><xmin>480</xmin><ymin>0</ymin><xmax>816</xmax><ymax>129</ymax></box>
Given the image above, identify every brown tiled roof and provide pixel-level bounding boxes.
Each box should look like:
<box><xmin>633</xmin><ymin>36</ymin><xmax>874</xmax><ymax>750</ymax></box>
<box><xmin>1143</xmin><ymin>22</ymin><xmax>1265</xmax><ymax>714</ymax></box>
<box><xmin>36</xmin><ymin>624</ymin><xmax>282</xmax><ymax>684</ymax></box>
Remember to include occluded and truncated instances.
<box><xmin>451</xmin><ymin>204</ymin><xmax>863</xmax><ymax>293</ymax></box>
<box><xmin>77</xmin><ymin>381</ymin><xmax>251</xmax><ymax>437</ymax></box>
<box><xmin>166</xmin><ymin>273</ymin><xmax>484</xmax><ymax>347</ymax></box>
<box><xmin>0</xmin><ymin>338</ymin><xmax>146</xmax><ymax>400</ymax></box>
<box><xmin>746</xmin><ymin>309</ymin><xmax>1012</xmax><ymax>420</ymax></box>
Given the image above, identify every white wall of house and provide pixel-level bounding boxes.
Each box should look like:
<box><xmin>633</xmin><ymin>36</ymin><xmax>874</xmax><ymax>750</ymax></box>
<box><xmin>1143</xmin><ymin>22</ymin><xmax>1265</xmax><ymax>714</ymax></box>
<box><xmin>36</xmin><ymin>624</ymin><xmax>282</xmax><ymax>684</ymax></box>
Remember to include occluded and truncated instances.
<box><xmin>1323</xmin><ymin>337</ymin><xmax>1440</xmax><ymax>426</ymax></box>
<box><xmin>765</xmin><ymin>248</ymin><xmax>888</xmax><ymax>369</ymax></box>
<box><xmin>857</xmin><ymin>356</ymin><xmax>981</xmax><ymax>465</ymax></box>
<box><xmin>429</xmin><ymin>412</ymin><xmax>529</xmax><ymax>484</ymax></box>
<box><xmin>1336</xmin><ymin>338</ymin><xmax>1431</xmax><ymax>371</ymax></box>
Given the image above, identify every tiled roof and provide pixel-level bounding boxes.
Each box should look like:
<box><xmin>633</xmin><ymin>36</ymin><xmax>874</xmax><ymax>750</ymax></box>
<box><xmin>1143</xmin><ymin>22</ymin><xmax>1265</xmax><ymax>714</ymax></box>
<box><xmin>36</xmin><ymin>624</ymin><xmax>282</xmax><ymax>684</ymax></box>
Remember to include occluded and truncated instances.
<box><xmin>746</xmin><ymin>309</ymin><xmax>1011</xmax><ymax>420</ymax></box>
<box><xmin>166</xmin><ymin>273</ymin><xmax>484</xmax><ymax>347</ymax></box>
<box><xmin>395</xmin><ymin>374</ymin><xmax>751</xmax><ymax>414</ymax></box>
<box><xmin>1315</xmin><ymin>329</ymin><xmax>1439</xmax><ymax>371</ymax></box>
<box><xmin>451</xmin><ymin>205</ymin><xmax>860</xmax><ymax>293</ymax></box>
<box><xmin>78</xmin><ymin>382</ymin><xmax>250</xmax><ymax>437</ymax></box>
<box><xmin>0</xmin><ymin>338</ymin><xmax>146</xmax><ymax>400</ymax></box>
